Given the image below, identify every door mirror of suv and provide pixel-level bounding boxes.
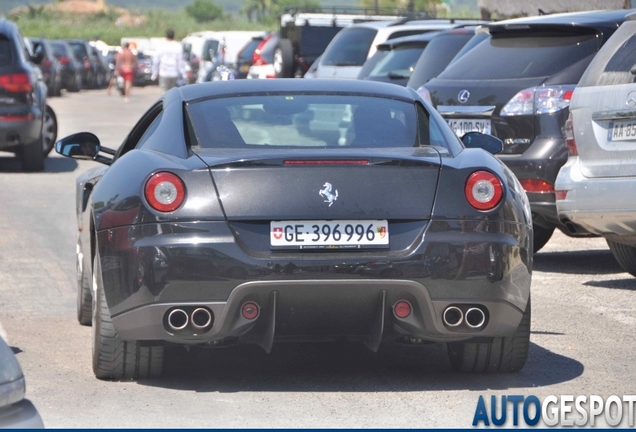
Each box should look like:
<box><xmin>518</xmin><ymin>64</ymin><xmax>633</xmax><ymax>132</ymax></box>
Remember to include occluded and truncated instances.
<box><xmin>55</xmin><ymin>132</ymin><xmax>113</xmax><ymax>164</ymax></box>
<box><xmin>461</xmin><ymin>132</ymin><xmax>503</xmax><ymax>154</ymax></box>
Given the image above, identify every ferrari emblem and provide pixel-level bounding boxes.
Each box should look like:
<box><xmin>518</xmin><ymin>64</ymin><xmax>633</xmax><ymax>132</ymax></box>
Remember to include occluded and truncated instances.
<box><xmin>377</xmin><ymin>226</ymin><xmax>387</xmax><ymax>239</ymax></box>
<box><xmin>319</xmin><ymin>182</ymin><xmax>338</xmax><ymax>207</ymax></box>
<box><xmin>273</xmin><ymin>227</ymin><xmax>283</xmax><ymax>240</ymax></box>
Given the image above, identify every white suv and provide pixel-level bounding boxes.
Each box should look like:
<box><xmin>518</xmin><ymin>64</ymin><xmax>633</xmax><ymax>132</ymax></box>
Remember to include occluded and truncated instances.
<box><xmin>555</xmin><ymin>12</ymin><xmax>636</xmax><ymax>276</ymax></box>
<box><xmin>314</xmin><ymin>19</ymin><xmax>482</xmax><ymax>79</ymax></box>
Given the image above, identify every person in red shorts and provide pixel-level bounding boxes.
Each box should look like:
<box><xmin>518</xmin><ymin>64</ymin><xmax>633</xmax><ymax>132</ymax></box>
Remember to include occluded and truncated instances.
<box><xmin>115</xmin><ymin>42</ymin><xmax>137</xmax><ymax>102</ymax></box>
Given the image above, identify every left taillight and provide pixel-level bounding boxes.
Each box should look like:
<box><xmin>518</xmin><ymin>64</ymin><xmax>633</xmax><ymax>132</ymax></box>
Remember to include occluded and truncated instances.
<box><xmin>0</xmin><ymin>73</ymin><xmax>32</xmax><ymax>93</ymax></box>
<box><xmin>564</xmin><ymin>112</ymin><xmax>578</xmax><ymax>156</ymax></box>
<box><xmin>144</xmin><ymin>172</ymin><xmax>186</xmax><ymax>212</ymax></box>
<box><xmin>500</xmin><ymin>85</ymin><xmax>575</xmax><ymax>117</ymax></box>
<box><xmin>465</xmin><ymin>171</ymin><xmax>503</xmax><ymax>211</ymax></box>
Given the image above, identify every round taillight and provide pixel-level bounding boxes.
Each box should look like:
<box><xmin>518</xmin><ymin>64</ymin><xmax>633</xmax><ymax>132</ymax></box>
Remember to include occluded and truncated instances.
<box><xmin>465</xmin><ymin>171</ymin><xmax>503</xmax><ymax>211</ymax></box>
<box><xmin>144</xmin><ymin>172</ymin><xmax>186</xmax><ymax>212</ymax></box>
<box><xmin>241</xmin><ymin>302</ymin><xmax>259</xmax><ymax>320</ymax></box>
<box><xmin>394</xmin><ymin>301</ymin><xmax>412</xmax><ymax>319</ymax></box>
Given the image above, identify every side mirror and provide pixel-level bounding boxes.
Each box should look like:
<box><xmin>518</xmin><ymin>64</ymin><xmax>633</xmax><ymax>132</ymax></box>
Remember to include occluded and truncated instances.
<box><xmin>31</xmin><ymin>49</ymin><xmax>45</xmax><ymax>65</ymax></box>
<box><xmin>55</xmin><ymin>132</ymin><xmax>112</xmax><ymax>164</ymax></box>
<box><xmin>461</xmin><ymin>132</ymin><xmax>503</xmax><ymax>155</ymax></box>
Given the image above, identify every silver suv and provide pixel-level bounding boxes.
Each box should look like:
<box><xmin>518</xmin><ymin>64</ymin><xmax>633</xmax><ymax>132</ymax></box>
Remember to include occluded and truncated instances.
<box><xmin>555</xmin><ymin>12</ymin><xmax>636</xmax><ymax>275</ymax></box>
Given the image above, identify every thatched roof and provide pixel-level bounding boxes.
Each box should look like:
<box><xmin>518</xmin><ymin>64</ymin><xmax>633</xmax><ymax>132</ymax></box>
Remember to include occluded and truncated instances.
<box><xmin>478</xmin><ymin>0</ymin><xmax>629</xmax><ymax>18</ymax></box>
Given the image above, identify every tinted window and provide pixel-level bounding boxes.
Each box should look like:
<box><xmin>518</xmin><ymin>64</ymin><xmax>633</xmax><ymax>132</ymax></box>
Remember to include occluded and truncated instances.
<box><xmin>367</xmin><ymin>45</ymin><xmax>428</xmax><ymax>79</ymax></box>
<box><xmin>51</xmin><ymin>42</ymin><xmax>68</xmax><ymax>58</ymax></box>
<box><xmin>187</xmin><ymin>95</ymin><xmax>448</xmax><ymax>149</ymax></box>
<box><xmin>0</xmin><ymin>36</ymin><xmax>14</xmax><ymax>67</ymax></box>
<box><xmin>238</xmin><ymin>39</ymin><xmax>262</xmax><ymax>62</ymax></box>
<box><xmin>69</xmin><ymin>42</ymin><xmax>88</xmax><ymax>60</ymax></box>
<box><xmin>202</xmin><ymin>39</ymin><xmax>220</xmax><ymax>61</ymax></box>
<box><xmin>322</xmin><ymin>27</ymin><xmax>377</xmax><ymax>66</ymax></box>
<box><xmin>439</xmin><ymin>33</ymin><xmax>599</xmax><ymax>80</ymax></box>
<box><xmin>357</xmin><ymin>49</ymin><xmax>389</xmax><ymax>79</ymax></box>
<box><xmin>595</xmin><ymin>33</ymin><xmax>636</xmax><ymax>86</ymax></box>
<box><xmin>387</xmin><ymin>29</ymin><xmax>432</xmax><ymax>40</ymax></box>
<box><xmin>408</xmin><ymin>32</ymin><xmax>473</xmax><ymax>88</ymax></box>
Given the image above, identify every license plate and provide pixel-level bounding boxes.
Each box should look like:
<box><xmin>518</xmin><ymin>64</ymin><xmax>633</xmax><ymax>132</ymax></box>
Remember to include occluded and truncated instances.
<box><xmin>270</xmin><ymin>220</ymin><xmax>389</xmax><ymax>250</ymax></box>
<box><xmin>240</xmin><ymin>65</ymin><xmax>249</xmax><ymax>73</ymax></box>
<box><xmin>608</xmin><ymin>120</ymin><xmax>636</xmax><ymax>142</ymax></box>
<box><xmin>446</xmin><ymin>119</ymin><xmax>491</xmax><ymax>137</ymax></box>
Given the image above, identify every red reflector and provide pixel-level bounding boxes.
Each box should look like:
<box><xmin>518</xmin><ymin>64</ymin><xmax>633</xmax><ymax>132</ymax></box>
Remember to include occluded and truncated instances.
<box><xmin>555</xmin><ymin>190</ymin><xmax>568</xmax><ymax>200</ymax></box>
<box><xmin>563</xmin><ymin>89</ymin><xmax>574</xmax><ymax>101</ymax></box>
<box><xmin>0</xmin><ymin>73</ymin><xmax>32</xmax><ymax>93</ymax></box>
<box><xmin>241</xmin><ymin>302</ymin><xmax>259</xmax><ymax>320</ymax></box>
<box><xmin>0</xmin><ymin>114</ymin><xmax>34</xmax><ymax>121</ymax></box>
<box><xmin>284</xmin><ymin>160</ymin><xmax>369</xmax><ymax>166</ymax></box>
<box><xmin>519</xmin><ymin>179</ymin><xmax>554</xmax><ymax>193</ymax></box>
<box><xmin>394</xmin><ymin>301</ymin><xmax>412</xmax><ymax>319</ymax></box>
<box><xmin>144</xmin><ymin>172</ymin><xmax>186</xmax><ymax>212</ymax></box>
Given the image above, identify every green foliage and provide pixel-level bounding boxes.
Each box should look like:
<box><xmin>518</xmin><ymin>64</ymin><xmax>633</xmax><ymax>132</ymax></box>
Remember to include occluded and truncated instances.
<box><xmin>185</xmin><ymin>0</ymin><xmax>224</xmax><ymax>22</ymax></box>
<box><xmin>241</xmin><ymin>0</ymin><xmax>321</xmax><ymax>23</ymax></box>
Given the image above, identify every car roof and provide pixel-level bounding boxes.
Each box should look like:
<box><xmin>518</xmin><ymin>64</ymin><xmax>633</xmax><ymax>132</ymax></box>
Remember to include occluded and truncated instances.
<box><xmin>178</xmin><ymin>79</ymin><xmax>419</xmax><ymax>103</ymax></box>
<box><xmin>0</xmin><ymin>18</ymin><xmax>18</xmax><ymax>35</ymax></box>
<box><xmin>488</xmin><ymin>9</ymin><xmax>631</xmax><ymax>31</ymax></box>
<box><xmin>377</xmin><ymin>27</ymin><xmax>477</xmax><ymax>49</ymax></box>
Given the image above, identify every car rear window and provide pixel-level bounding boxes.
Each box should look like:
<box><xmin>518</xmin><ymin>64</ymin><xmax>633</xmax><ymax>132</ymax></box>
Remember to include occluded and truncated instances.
<box><xmin>51</xmin><ymin>42</ymin><xmax>67</xmax><ymax>57</ymax></box>
<box><xmin>69</xmin><ymin>42</ymin><xmax>88</xmax><ymax>59</ymax></box>
<box><xmin>238</xmin><ymin>39</ymin><xmax>262</xmax><ymax>62</ymax></box>
<box><xmin>366</xmin><ymin>45</ymin><xmax>428</xmax><ymax>80</ymax></box>
<box><xmin>439</xmin><ymin>33</ymin><xmax>599</xmax><ymax>80</ymax></box>
<box><xmin>579</xmin><ymin>23</ymin><xmax>636</xmax><ymax>87</ymax></box>
<box><xmin>187</xmin><ymin>94</ymin><xmax>448</xmax><ymax>149</ymax></box>
<box><xmin>202</xmin><ymin>39</ymin><xmax>220</xmax><ymax>61</ymax></box>
<box><xmin>321</xmin><ymin>27</ymin><xmax>377</xmax><ymax>66</ymax></box>
<box><xmin>0</xmin><ymin>36</ymin><xmax>14</xmax><ymax>67</ymax></box>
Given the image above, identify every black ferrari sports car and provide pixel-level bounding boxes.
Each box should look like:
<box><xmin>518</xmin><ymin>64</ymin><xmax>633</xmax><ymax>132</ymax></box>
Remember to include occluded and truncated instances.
<box><xmin>56</xmin><ymin>79</ymin><xmax>533</xmax><ymax>380</ymax></box>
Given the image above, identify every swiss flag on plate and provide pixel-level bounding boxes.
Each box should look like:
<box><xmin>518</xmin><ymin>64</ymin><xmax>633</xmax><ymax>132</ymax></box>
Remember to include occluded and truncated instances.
<box><xmin>273</xmin><ymin>227</ymin><xmax>283</xmax><ymax>240</ymax></box>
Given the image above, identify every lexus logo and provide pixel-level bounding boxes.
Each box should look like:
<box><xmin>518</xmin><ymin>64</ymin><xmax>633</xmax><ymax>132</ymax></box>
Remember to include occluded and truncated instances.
<box><xmin>627</xmin><ymin>91</ymin><xmax>636</xmax><ymax>108</ymax></box>
<box><xmin>458</xmin><ymin>89</ymin><xmax>470</xmax><ymax>104</ymax></box>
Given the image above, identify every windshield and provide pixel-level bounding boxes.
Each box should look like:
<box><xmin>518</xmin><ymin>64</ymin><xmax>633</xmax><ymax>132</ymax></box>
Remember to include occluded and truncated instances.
<box><xmin>439</xmin><ymin>33</ymin><xmax>599</xmax><ymax>80</ymax></box>
<box><xmin>187</xmin><ymin>94</ymin><xmax>450</xmax><ymax>149</ymax></box>
<box><xmin>321</xmin><ymin>27</ymin><xmax>377</xmax><ymax>66</ymax></box>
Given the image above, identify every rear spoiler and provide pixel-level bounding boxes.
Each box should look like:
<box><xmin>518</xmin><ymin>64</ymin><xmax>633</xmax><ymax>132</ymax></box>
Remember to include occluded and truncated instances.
<box><xmin>486</xmin><ymin>23</ymin><xmax>600</xmax><ymax>37</ymax></box>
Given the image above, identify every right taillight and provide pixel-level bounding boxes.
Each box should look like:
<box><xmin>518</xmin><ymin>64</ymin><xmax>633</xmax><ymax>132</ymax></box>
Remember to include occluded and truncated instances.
<box><xmin>501</xmin><ymin>86</ymin><xmax>575</xmax><ymax>117</ymax></box>
<box><xmin>252</xmin><ymin>35</ymin><xmax>272</xmax><ymax>66</ymax></box>
<box><xmin>564</xmin><ymin>112</ymin><xmax>578</xmax><ymax>156</ymax></box>
<box><xmin>0</xmin><ymin>73</ymin><xmax>32</xmax><ymax>93</ymax></box>
<box><xmin>465</xmin><ymin>171</ymin><xmax>503</xmax><ymax>211</ymax></box>
<box><xmin>144</xmin><ymin>172</ymin><xmax>186</xmax><ymax>212</ymax></box>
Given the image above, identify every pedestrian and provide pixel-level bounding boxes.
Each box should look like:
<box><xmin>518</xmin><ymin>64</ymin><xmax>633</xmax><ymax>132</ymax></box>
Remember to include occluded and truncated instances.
<box><xmin>152</xmin><ymin>29</ymin><xmax>185</xmax><ymax>93</ymax></box>
<box><xmin>115</xmin><ymin>42</ymin><xmax>137</xmax><ymax>102</ymax></box>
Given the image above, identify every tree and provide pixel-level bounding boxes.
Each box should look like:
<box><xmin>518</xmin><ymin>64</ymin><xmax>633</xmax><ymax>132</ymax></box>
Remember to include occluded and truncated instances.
<box><xmin>185</xmin><ymin>0</ymin><xmax>224</xmax><ymax>23</ymax></box>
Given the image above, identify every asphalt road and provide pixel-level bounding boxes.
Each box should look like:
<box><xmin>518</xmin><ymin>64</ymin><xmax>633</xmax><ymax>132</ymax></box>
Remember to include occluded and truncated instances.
<box><xmin>0</xmin><ymin>87</ymin><xmax>634</xmax><ymax>428</ymax></box>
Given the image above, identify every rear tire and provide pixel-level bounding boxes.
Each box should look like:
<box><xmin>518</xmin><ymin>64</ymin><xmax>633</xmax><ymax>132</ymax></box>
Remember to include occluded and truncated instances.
<box><xmin>92</xmin><ymin>255</ymin><xmax>164</xmax><ymax>380</ymax></box>
<box><xmin>21</xmin><ymin>136</ymin><xmax>45</xmax><ymax>172</ymax></box>
<box><xmin>274</xmin><ymin>39</ymin><xmax>294</xmax><ymax>78</ymax></box>
<box><xmin>42</xmin><ymin>105</ymin><xmax>57</xmax><ymax>157</ymax></box>
<box><xmin>447</xmin><ymin>298</ymin><xmax>531</xmax><ymax>373</ymax></box>
<box><xmin>532</xmin><ymin>225</ymin><xmax>554</xmax><ymax>253</ymax></box>
<box><xmin>607</xmin><ymin>240</ymin><xmax>636</xmax><ymax>277</ymax></box>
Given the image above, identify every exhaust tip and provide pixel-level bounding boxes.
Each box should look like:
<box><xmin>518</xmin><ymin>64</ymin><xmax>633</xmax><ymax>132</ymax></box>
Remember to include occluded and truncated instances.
<box><xmin>167</xmin><ymin>308</ymin><xmax>189</xmax><ymax>330</ymax></box>
<box><xmin>465</xmin><ymin>307</ymin><xmax>486</xmax><ymax>328</ymax></box>
<box><xmin>443</xmin><ymin>306</ymin><xmax>463</xmax><ymax>327</ymax></box>
<box><xmin>191</xmin><ymin>307</ymin><xmax>213</xmax><ymax>329</ymax></box>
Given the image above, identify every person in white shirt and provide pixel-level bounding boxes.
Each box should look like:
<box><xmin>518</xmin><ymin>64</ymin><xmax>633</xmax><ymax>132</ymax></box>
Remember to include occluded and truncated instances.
<box><xmin>152</xmin><ymin>29</ymin><xmax>185</xmax><ymax>92</ymax></box>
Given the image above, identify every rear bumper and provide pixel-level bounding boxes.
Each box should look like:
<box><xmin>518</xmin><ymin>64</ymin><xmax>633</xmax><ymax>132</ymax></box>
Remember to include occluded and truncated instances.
<box><xmin>98</xmin><ymin>219</ymin><xmax>531</xmax><ymax>346</ymax></box>
<box><xmin>556</xmin><ymin>157</ymin><xmax>636</xmax><ymax>238</ymax></box>
<box><xmin>0</xmin><ymin>111</ymin><xmax>42</xmax><ymax>151</ymax></box>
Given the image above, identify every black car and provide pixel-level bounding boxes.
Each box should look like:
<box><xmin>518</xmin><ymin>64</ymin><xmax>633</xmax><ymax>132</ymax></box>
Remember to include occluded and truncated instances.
<box><xmin>421</xmin><ymin>10</ymin><xmax>632</xmax><ymax>252</ymax></box>
<box><xmin>89</xmin><ymin>44</ymin><xmax>109</xmax><ymax>88</ymax></box>
<box><xmin>50</xmin><ymin>40</ymin><xmax>82</xmax><ymax>92</ymax></box>
<box><xmin>55</xmin><ymin>79</ymin><xmax>532</xmax><ymax>380</ymax></box>
<box><xmin>29</xmin><ymin>38</ymin><xmax>62</xmax><ymax>97</ymax></box>
<box><xmin>67</xmin><ymin>39</ymin><xmax>95</xmax><ymax>89</ymax></box>
<box><xmin>134</xmin><ymin>52</ymin><xmax>153</xmax><ymax>86</ymax></box>
<box><xmin>0</xmin><ymin>19</ymin><xmax>58</xmax><ymax>171</ymax></box>
<box><xmin>235</xmin><ymin>34</ymin><xmax>268</xmax><ymax>79</ymax></box>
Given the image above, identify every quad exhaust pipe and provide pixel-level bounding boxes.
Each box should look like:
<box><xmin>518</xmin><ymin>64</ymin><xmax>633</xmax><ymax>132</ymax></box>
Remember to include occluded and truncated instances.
<box><xmin>442</xmin><ymin>305</ymin><xmax>486</xmax><ymax>329</ymax></box>
<box><xmin>191</xmin><ymin>308</ymin><xmax>213</xmax><ymax>329</ymax></box>
<box><xmin>168</xmin><ymin>309</ymin><xmax>189</xmax><ymax>330</ymax></box>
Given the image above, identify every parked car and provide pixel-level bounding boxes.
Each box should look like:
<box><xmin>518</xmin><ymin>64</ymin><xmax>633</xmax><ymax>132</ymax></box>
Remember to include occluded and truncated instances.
<box><xmin>0</xmin><ymin>18</ymin><xmax>58</xmax><ymax>171</ymax></box>
<box><xmin>197</xmin><ymin>37</ymin><xmax>225</xmax><ymax>83</ymax></box>
<box><xmin>0</xmin><ymin>336</ymin><xmax>44</xmax><ymax>427</ymax></box>
<box><xmin>134</xmin><ymin>52</ymin><xmax>154</xmax><ymax>86</ymax></box>
<box><xmin>406</xmin><ymin>27</ymin><xmax>484</xmax><ymax>90</ymax></box>
<box><xmin>50</xmin><ymin>40</ymin><xmax>82</xmax><ymax>92</ymax></box>
<box><xmin>29</xmin><ymin>38</ymin><xmax>62</xmax><ymax>96</ymax></box>
<box><xmin>420</xmin><ymin>10</ymin><xmax>633</xmax><ymax>252</ymax></box>
<box><xmin>56</xmin><ymin>79</ymin><xmax>532</xmax><ymax>379</ymax></box>
<box><xmin>555</xmin><ymin>12</ymin><xmax>636</xmax><ymax>275</ymax></box>
<box><xmin>235</xmin><ymin>33</ymin><xmax>270</xmax><ymax>79</ymax></box>
<box><xmin>66</xmin><ymin>39</ymin><xmax>96</xmax><ymax>89</ymax></box>
<box><xmin>89</xmin><ymin>44</ymin><xmax>109</xmax><ymax>88</ymax></box>
<box><xmin>246</xmin><ymin>33</ymin><xmax>279</xmax><ymax>79</ymax></box>
<box><xmin>314</xmin><ymin>18</ymin><xmax>482</xmax><ymax>80</ymax></box>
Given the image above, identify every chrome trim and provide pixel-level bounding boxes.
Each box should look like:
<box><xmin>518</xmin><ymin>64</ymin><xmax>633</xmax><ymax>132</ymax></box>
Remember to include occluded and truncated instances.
<box><xmin>437</xmin><ymin>105</ymin><xmax>496</xmax><ymax>116</ymax></box>
<box><xmin>592</xmin><ymin>109</ymin><xmax>636</xmax><ymax>122</ymax></box>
